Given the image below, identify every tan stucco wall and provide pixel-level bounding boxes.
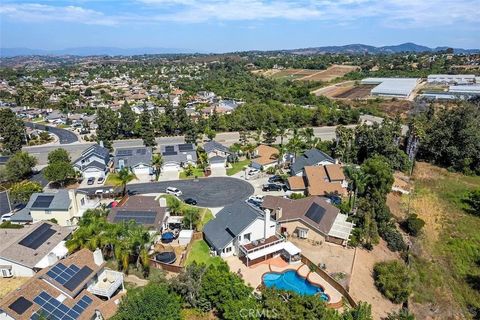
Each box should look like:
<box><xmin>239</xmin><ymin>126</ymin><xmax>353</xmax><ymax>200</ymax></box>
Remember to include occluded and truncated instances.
<box><xmin>279</xmin><ymin>220</ymin><xmax>326</xmax><ymax>243</ymax></box>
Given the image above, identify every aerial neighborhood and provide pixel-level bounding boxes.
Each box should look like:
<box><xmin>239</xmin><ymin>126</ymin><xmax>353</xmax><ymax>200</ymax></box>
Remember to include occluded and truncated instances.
<box><xmin>0</xmin><ymin>47</ymin><xmax>479</xmax><ymax>320</ymax></box>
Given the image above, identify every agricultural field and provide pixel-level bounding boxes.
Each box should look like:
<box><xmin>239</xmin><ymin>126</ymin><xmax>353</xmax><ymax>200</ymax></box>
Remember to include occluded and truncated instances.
<box><xmin>333</xmin><ymin>85</ymin><xmax>375</xmax><ymax>99</ymax></box>
<box><xmin>256</xmin><ymin>64</ymin><xmax>359</xmax><ymax>82</ymax></box>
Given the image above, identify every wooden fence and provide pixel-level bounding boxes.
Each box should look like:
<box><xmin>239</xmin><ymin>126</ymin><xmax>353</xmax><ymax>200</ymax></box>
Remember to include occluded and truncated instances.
<box><xmin>301</xmin><ymin>255</ymin><xmax>358</xmax><ymax>308</ymax></box>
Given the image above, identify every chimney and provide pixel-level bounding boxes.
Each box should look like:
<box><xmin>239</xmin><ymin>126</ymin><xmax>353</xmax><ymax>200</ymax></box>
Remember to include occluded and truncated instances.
<box><xmin>276</xmin><ymin>207</ymin><xmax>283</xmax><ymax>220</ymax></box>
<box><xmin>264</xmin><ymin>209</ymin><xmax>271</xmax><ymax>239</ymax></box>
<box><xmin>93</xmin><ymin>248</ymin><xmax>104</xmax><ymax>266</ymax></box>
<box><xmin>99</xmin><ymin>140</ymin><xmax>104</xmax><ymax>148</ymax></box>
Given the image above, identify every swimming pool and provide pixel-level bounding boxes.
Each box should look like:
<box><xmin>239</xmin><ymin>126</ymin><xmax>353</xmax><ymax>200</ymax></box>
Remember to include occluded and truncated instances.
<box><xmin>262</xmin><ymin>270</ymin><xmax>329</xmax><ymax>301</ymax></box>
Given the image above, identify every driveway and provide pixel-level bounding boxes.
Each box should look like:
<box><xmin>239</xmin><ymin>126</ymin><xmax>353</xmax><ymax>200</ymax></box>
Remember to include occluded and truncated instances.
<box><xmin>25</xmin><ymin>122</ymin><xmax>79</xmax><ymax>144</ymax></box>
<box><xmin>79</xmin><ymin>177</ymin><xmax>254</xmax><ymax>208</ymax></box>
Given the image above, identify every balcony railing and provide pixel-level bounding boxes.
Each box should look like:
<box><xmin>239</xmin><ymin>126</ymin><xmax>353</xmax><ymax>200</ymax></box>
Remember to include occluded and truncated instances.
<box><xmin>239</xmin><ymin>234</ymin><xmax>285</xmax><ymax>255</ymax></box>
<box><xmin>87</xmin><ymin>269</ymin><xmax>123</xmax><ymax>298</ymax></box>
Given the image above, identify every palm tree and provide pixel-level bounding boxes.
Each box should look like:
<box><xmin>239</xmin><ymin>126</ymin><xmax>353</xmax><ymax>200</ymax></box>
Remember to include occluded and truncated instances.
<box><xmin>300</xmin><ymin>128</ymin><xmax>315</xmax><ymax>148</ymax></box>
<box><xmin>286</xmin><ymin>130</ymin><xmax>303</xmax><ymax>157</ymax></box>
<box><xmin>167</xmin><ymin>196</ymin><xmax>182</xmax><ymax>216</ymax></box>
<box><xmin>277</xmin><ymin>127</ymin><xmax>289</xmax><ymax>146</ymax></box>
<box><xmin>115</xmin><ymin>168</ymin><xmax>137</xmax><ymax>196</ymax></box>
<box><xmin>344</xmin><ymin>166</ymin><xmax>366</xmax><ymax>211</ymax></box>
<box><xmin>152</xmin><ymin>154</ymin><xmax>164</xmax><ymax>181</ymax></box>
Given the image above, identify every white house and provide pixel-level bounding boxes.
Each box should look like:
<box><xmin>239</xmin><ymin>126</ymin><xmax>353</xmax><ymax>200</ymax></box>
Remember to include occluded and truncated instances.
<box><xmin>73</xmin><ymin>144</ymin><xmax>111</xmax><ymax>179</ymax></box>
<box><xmin>0</xmin><ymin>222</ymin><xmax>71</xmax><ymax>277</ymax></box>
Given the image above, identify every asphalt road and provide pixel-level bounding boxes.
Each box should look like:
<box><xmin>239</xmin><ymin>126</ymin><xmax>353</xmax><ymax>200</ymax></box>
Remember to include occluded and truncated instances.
<box><xmin>25</xmin><ymin>122</ymin><xmax>79</xmax><ymax>144</ymax></box>
<box><xmin>79</xmin><ymin>177</ymin><xmax>254</xmax><ymax>208</ymax></box>
<box><xmin>24</xmin><ymin>143</ymin><xmax>95</xmax><ymax>166</ymax></box>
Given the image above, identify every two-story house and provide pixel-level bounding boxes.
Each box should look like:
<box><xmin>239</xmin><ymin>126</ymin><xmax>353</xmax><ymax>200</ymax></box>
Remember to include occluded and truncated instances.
<box><xmin>73</xmin><ymin>144</ymin><xmax>111</xmax><ymax>180</ymax></box>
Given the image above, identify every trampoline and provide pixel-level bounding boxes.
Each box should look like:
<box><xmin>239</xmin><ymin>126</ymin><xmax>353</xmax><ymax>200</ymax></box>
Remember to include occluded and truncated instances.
<box><xmin>161</xmin><ymin>232</ymin><xmax>175</xmax><ymax>243</ymax></box>
<box><xmin>155</xmin><ymin>252</ymin><xmax>176</xmax><ymax>264</ymax></box>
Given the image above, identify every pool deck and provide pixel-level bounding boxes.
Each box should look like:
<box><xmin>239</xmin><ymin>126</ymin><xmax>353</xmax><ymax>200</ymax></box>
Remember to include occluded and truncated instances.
<box><xmin>224</xmin><ymin>256</ymin><xmax>343</xmax><ymax>308</ymax></box>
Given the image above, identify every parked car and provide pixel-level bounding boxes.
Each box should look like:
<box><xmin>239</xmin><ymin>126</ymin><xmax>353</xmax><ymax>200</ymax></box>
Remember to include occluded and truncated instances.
<box><xmin>262</xmin><ymin>183</ymin><xmax>283</xmax><ymax>192</ymax></box>
<box><xmin>166</xmin><ymin>187</ymin><xmax>182</xmax><ymax>196</ymax></box>
<box><xmin>247</xmin><ymin>169</ymin><xmax>260</xmax><ymax>176</ymax></box>
<box><xmin>87</xmin><ymin>177</ymin><xmax>95</xmax><ymax>185</ymax></box>
<box><xmin>97</xmin><ymin>177</ymin><xmax>105</xmax><ymax>184</ymax></box>
<box><xmin>184</xmin><ymin>198</ymin><xmax>197</xmax><ymax>205</ymax></box>
<box><xmin>249</xmin><ymin>195</ymin><xmax>265</xmax><ymax>203</ymax></box>
<box><xmin>1</xmin><ymin>213</ymin><xmax>13</xmax><ymax>222</ymax></box>
<box><xmin>268</xmin><ymin>175</ymin><xmax>284</xmax><ymax>183</ymax></box>
<box><xmin>246</xmin><ymin>198</ymin><xmax>262</xmax><ymax>207</ymax></box>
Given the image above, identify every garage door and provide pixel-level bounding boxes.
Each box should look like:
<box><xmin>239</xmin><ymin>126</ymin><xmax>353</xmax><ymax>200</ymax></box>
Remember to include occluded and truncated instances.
<box><xmin>133</xmin><ymin>167</ymin><xmax>150</xmax><ymax>175</ymax></box>
<box><xmin>210</xmin><ymin>162</ymin><xmax>225</xmax><ymax>168</ymax></box>
<box><xmin>163</xmin><ymin>164</ymin><xmax>180</xmax><ymax>172</ymax></box>
<box><xmin>83</xmin><ymin>170</ymin><xmax>105</xmax><ymax>179</ymax></box>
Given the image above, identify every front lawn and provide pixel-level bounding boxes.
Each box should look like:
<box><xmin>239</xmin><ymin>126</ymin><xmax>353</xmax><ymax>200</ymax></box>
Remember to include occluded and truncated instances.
<box><xmin>226</xmin><ymin>159</ymin><xmax>251</xmax><ymax>176</ymax></box>
<box><xmin>105</xmin><ymin>173</ymin><xmax>121</xmax><ymax>186</ymax></box>
<box><xmin>186</xmin><ymin>240</ymin><xmax>223</xmax><ymax>267</ymax></box>
<box><xmin>197</xmin><ymin>209</ymin><xmax>214</xmax><ymax>231</ymax></box>
<box><xmin>179</xmin><ymin>168</ymin><xmax>205</xmax><ymax>179</ymax></box>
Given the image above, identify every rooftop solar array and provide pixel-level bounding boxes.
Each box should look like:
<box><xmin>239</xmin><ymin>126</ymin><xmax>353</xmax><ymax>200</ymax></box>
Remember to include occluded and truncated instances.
<box><xmin>178</xmin><ymin>143</ymin><xmax>194</xmax><ymax>152</ymax></box>
<box><xmin>165</xmin><ymin>146</ymin><xmax>175</xmax><ymax>152</ymax></box>
<box><xmin>31</xmin><ymin>195</ymin><xmax>54</xmax><ymax>209</ymax></box>
<box><xmin>305</xmin><ymin>203</ymin><xmax>326</xmax><ymax>224</ymax></box>
<box><xmin>46</xmin><ymin>263</ymin><xmax>93</xmax><ymax>292</ymax></box>
<box><xmin>116</xmin><ymin>149</ymin><xmax>133</xmax><ymax>157</ymax></box>
<box><xmin>162</xmin><ymin>151</ymin><xmax>178</xmax><ymax>156</ymax></box>
<box><xmin>113</xmin><ymin>210</ymin><xmax>157</xmax><ymax>224</ymax></box>
<box><xmin>31</xmin><ymin>291</ymin><xmax>93</xmax><ymax>320</ymax></box>
<box><xmin>136</xmin><ymin>149</ymin><xmax>147</xmax><ymax>155</ymax></box>
<box><xmin>19</xmin><ymin>223</ymin><xmax>56</xmax><ymax>250</ymax></box>
<box><xmin>9</xmin><ymin>297</ymin><xmax>33</xmax><ymax>315</ymax></box>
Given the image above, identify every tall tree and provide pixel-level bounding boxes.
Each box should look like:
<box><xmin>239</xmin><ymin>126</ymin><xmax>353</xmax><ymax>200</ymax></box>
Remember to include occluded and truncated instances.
<box><xmin>115</xmin><ymin>168</ymin><xmax>137</xmax><ymax>196</ymax></box>
<box><xmin>152</xmin><ymin>154</ymin><xmax>164</xmax><ymax>181</ymax></box>
<box><xmin>118</xmin><ymin>101</ymin><xmax>136</xmax><ymax>138</ymax></box>
<box><xmin>47</xmin><ymin>148</ymin><xmax>70</xmax><ymax>164</ymax></box>
<box><xmin>9</xmin><ymin>180</ymin><xmax>42</xmax><ymax>203</ymax></box>
<box><xmin>96</xmin><ymin>108</ymin><xmax>118</xmax><ymax>149</ymax></box>
<box><xmin>0</xmin><ymin>109</ymin><xmax>26</xmax><ymax>154</ymax></box>
<box><xmin>5</xmin><ymin>151</ymin><xmax>37</xmax><ymax>181</ymax></box>
<box><xmin>139</xmin><ymin>106</ymin><xmax>155</xmax><ymax>147</ymax></box>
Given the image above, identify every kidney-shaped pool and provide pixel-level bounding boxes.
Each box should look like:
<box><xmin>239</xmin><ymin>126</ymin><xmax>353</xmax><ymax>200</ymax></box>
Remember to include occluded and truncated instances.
<box><xmin>262</xmin><ymin>270</ymin><xmax>329</xmax><ymax>301</ymax></box>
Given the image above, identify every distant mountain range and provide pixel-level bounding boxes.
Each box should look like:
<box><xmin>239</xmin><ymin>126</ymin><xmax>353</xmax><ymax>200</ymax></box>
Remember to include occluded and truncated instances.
<box><xmin>0</xmin><ymin>46</ymin><xmax>198</xmax><ymax>57</ymax></box>
<box><xmin>287</xmin><ymin>42</ymin><xmax>479</xmax><ymax>55</ymax></box>
<box><xmin>0</xmin><ymin>43</ymin><xmax>478</xmax><ymax>57</ymax></box>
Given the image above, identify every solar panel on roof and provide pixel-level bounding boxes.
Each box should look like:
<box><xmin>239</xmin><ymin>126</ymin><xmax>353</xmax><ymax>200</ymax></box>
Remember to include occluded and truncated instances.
<box><xmin>31</xmin><ymin>195</ymin><xmax>54</xmax><ymax>208</ymax></box>
<box><xmin>305</xmin><ymin>203</ymin><xmax>326</xmax><ymax>224</ymax></box>
<box><xmin>9</xmin><ymin>297</ymin><xmax>32</xmax><ymax>315</ymax></box>
<box><xmin>47</xmin><ymin>263</ymin><xmax>93</xmax><ymax>292</ymax></box>
<box><xmin>136</xmin><ymin>149</ymin><xmax>147</xmax><ymax>155</ymax></box>
<box><xmin>18</xmin><ymin>223</ymin><xmax>56</xmax><ymax>250</ymax></box>
<box><xmin>117</xmin><ymin>150</ymin><xmax>133</xmax><ymax>157</ymax></box>
<box><xmin>113</xmin><ymin>210</ymin><xmax>157</xmax><ymax>224</ymax></box>
<box><xmin>162</xmin><ymin>151</ymin><xmax>178</xmax><ymax>156</ymax></box>
<box><xmin>178</xmin><ymin>143</ymin><xmax>193</xmax><ymax>152</ymax></box>
<box><xmin>32</xmin><ymin>292</ymin><xmax>93</xmax><ymax>320</ymax></box>
<box><xmin>63</xmin><ymin>266</ymin><xmax>94</xmax><ymax>291</ymax></box>
<box><xmin>165</xmin><ymin>146</ymin><xmax>175</xmax><ymax>152</ymax></box>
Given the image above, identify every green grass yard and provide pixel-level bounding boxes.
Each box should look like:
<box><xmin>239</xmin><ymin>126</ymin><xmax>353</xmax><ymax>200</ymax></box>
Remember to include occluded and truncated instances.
<box><xmin>226</xmin><ymin>160</ymin><xmax>251</xmax><ymax>176</ymax></box>
<box><xmin>186</xmin><ymin>240</ymin><xmax>223</xmax><ymax>267</ymax></box>
<box><xmin>179</xmin><ymin>168</ymin><xmax>205</xmax><ymax>179</ymax></box>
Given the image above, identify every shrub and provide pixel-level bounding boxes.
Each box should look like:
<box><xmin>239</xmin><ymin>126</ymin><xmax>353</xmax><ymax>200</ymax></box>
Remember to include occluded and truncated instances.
<box><xmin>374</xmin><ymin>260</ymin><xmax>411</xmax><ymax>304</ymax></box>
<box><xmin>289</xmin><ymin>193</ymin><xmax>306</xmax><ymax>199</ymax></box>
<box><xmin>381</xmin><ymin>227</ymin><xmax>407</xmax><ymax>252</ymax></box>
<box><xmin>464</xmin><ymin>189</ymin><xmax>480</xmax><ymax>216</ymax></box>
<box><xmin>402</xmin><ymin>214</ymin><xmax>425</xmax><ymax>236</ymax></box>
<box><xmin>0</xmin><ymin>221</ymin><xmax>24</xmax><ymax>229</ymax></box>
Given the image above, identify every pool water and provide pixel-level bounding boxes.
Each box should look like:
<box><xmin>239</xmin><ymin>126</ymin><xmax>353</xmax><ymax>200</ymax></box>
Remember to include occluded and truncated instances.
<box><xmin>262</xmin><ymin>270</ymin><xmax>329</xmax><ymax>301</ymax></box>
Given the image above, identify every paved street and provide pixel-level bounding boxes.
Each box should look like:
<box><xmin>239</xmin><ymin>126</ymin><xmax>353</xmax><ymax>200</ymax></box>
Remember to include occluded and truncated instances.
<box><xmin>24</xmin><ymin>143</ymin><xmax>95</xmax><ymax>166</ymax></box>
<box><xmin>25</xmin><ymin>122</ymin><xmax>79</xmax><ymax>144</ymax></box>
<box><xmin>79</xmin><ymin>177</ymin><xmax>254</xmax><ymax>208</ymax></box>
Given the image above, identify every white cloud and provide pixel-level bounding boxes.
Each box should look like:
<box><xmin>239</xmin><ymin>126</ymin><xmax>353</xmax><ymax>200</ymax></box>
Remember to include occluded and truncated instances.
<box><xmin>1</xmin><ymin>0</ymin><xmax>479</xmax><ymax>28</ymax></box>
<box><xmin>0</xmin><ymin>3</ymin><xmax>119</xmax><ymax>26</ymax></box>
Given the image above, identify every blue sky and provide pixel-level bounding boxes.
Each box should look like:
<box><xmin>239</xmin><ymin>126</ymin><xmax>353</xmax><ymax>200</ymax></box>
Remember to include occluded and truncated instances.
<box><xmin>1</xmin><ymin>0</ymin><xmax>479</xmax><ymax>52</ymax></box>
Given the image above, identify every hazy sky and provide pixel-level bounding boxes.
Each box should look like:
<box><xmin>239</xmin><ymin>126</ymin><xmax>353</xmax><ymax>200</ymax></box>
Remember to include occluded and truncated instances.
<box><xmin>1</xmin><ymin>0</ymin><xmax>479</xmax><ymax>52</ymax></box>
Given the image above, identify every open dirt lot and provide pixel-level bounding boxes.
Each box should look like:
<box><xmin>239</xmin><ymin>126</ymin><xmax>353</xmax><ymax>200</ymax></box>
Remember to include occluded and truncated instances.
<box><xmin>333</xmin><ymin>85</ymin><xmax>375</xmax><ymax>99</ymax></box>
<box><xmin>349</xmin><ymin>241</ymin><xmax>401</xmax><ymax>319</ymax></box>
<box><xmin>257</xmin><ymin>65</ymin><xmax>359</xmax><ymax>82</ymax></box>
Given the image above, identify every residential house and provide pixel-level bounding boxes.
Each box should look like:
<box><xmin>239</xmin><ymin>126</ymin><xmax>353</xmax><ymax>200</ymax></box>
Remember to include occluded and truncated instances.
<box><xmin>0</xmin><ymin>222</ymin><xmax>71</xmax><ymax>277</ymax></box>
<box><xmin>107</xmin><ymin>196</ymin><xmax>168</xmax><ymax>231</ymax></box>
<box><xmin>114</xmin><ymin>147</ymin><xmax>153</xmax><ymax>176</ymax></box>
<box><xmin>160</xmin><ymin>143</ymin><xmax>197</xmax><ymax>173</ymax></box>
<box><xmin>0</xmin><ymin>249</ymin><xmax>124</xmax><ymax>320</ymax></box>
<box><xmin>73</xmin><ymin>144</ymin><xmax>111</xmax><ymax>179</ymax></box>
<box><xmin>290</xmin><ymin>148</ymin><xmax>335</xmax><ymax>176</ymax></box>
<box><xmin>287</xmin><ymin>164</ymin><xmax>348</xmax><ymax>197</ymax></box>
<box><xmin>10</xmin><ymin>190</ymin><xmax>82</xmax><ymax>227</ymax></box>
<box><xmin>251</xmin><ymin>145</ymin><xmax>279</xmax><ymax>170</ymax></box>
<box><xmin>203</xmin><ymin>201</ymin><xmax>302</xmax><ymax>266</ymax></box>
<box><xmin>203</xmin><ymin>140</ymin><xmax>231</xmax><ymax>168</ymax></box>
<box><xmin>261</xmin><ymin>196</ymin><xmax>354</xmax><ymax>246</ymax></box>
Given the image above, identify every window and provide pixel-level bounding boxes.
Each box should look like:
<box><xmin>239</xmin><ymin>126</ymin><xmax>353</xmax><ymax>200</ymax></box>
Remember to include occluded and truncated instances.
<box><xmin>297</xmin><ymin>228</ymin><xmax>308</xmax><ymax>239</ymax></box>
<box><xmin>1</xmin><ymin>268</ymin><xmax>12</xmax><ymax>278</ymax></box>
<box><xmin>223</xmin><ymin>247</ymin><xmax>232</xmax><ymax>253</ymax></box>
<box><xmin>243</xmin><ymin>233</ymin><xmax>251</xmax><ymax>241</ymax></box>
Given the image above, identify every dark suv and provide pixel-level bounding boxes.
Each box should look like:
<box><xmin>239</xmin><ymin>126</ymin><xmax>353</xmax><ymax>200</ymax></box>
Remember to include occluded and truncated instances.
<box><xmin>262</xmin><ymin>183</ymin><xmax>283</xmax><ymax>192</ymax></box>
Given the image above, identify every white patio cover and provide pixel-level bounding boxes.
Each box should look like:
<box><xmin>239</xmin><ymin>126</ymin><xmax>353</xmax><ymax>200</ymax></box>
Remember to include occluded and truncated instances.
<box><xmin>245</xmin><ymin>241</ymin><xmax>301</xmax><ymax>261</ymax></box>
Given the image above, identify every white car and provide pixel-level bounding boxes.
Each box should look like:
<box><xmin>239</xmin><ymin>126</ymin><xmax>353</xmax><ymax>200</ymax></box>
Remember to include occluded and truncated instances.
<box><xmin>249</xmin><ymin>195</ymin><xmax>265</xmax><ymax>203</ymax></box>
<box><xmin>166</xmin><ymin>187</ymin><xmax>182</xmax><ymax>197</ymax></box>
<box><xmin>1</xmin><ymin>213</ymin><xmax>13</xmax><ymax>222</ymax></box>
<box><xmin>248</xmin><ymin>169</ymin><xmax>260</xmax><ymax>176</ymax></box>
